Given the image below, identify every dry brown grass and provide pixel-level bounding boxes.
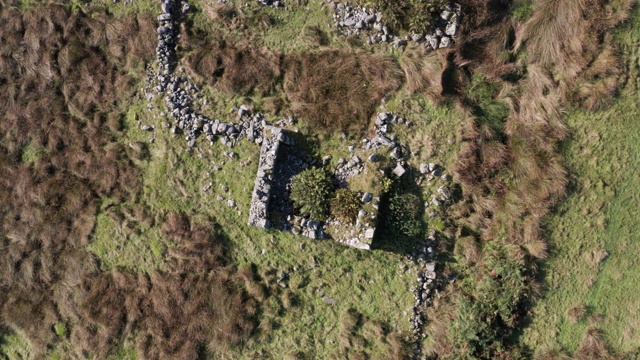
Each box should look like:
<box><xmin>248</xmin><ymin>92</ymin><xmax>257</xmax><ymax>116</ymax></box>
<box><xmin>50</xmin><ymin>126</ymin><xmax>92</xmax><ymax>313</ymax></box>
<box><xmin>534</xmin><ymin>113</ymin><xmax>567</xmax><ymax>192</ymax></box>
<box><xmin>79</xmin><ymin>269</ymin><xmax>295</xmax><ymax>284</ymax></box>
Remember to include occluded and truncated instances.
<box><xmin>586</xmin><ymin>246</ymin><xmax>609</xmax><ymax>267</ymax></box>
<box><xmin>284</xmin><ymin>49</ymin><xmax>403</xmax><ymax>135</ymax></box>
<box><xmin>185</xmin><ymin>34</ymin><xmax>282</xmax><ymax>96</ymax></box>
<box><xmin>399</xmin><ymin>44</ymin><xmax>448</xmax><ymax>99</ymax></box>
<box><xmin>0</xmin><ymin>4</ymin><xmax>256</xmax><ymax>357</ymax></box>
<box><xmin>515</xmin><ymin>0</ymin><xmax>633</xmax><ymax>108</ymax></box>
<box><xmin>453</xmin><ymin>236</ymin><xmax>482</xmax><ymax>265</ymax></box>
<box><xmin>567</xmin><ymin>303</ymin><xmax>588</xmax><ymax>324</ymax></box>
<box><xmin>573</xmin><ymin>327</ymin><xmax>614</xmax><ymax>359</ymax></box>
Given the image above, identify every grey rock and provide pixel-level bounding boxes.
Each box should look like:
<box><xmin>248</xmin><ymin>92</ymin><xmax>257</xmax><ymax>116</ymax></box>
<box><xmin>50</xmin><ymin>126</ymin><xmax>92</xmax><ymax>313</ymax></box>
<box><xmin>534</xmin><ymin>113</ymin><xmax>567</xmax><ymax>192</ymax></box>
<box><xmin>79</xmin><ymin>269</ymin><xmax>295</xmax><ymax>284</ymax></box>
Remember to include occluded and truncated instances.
<box><xmin>364</xmin><ymin>228</ymin><xmax>375</xmax><ymax>239</ymax></box>
<box><xmin>375</xmin><ymin>135</ymin><xmax>395</xmax><ymax>147</ymax></box>
<box><xmin>393</xmin><ymin>164</ymin><xmax>407</xmax><ymax>177</ymax></box>
<box><xmin>362</xmin><ymin>192</ymin><xmax>372</xmax><ymax>203</ymax></box>
<box><xmin>439</xmin><ymin>36</ymin><xmax>451</xmax><ymax>48</ymax></box>
<box><xmin>426</xmin><ymin>262</ymin><xmax>436</xmax><ymax>272</ymax></box>
<box><xmin>322</xmin><ymin>297</ymin><xmax>335</xmax><ymax>305</ymax></box>
<box><xmin>445</xmin><ymin>22</ymin><xmax>458</xmax><ymax>37</ymax></box>
<box><xmin>390</xmin><ymin>146</ymin><xmax>402</xmax><ymax>160</ymax></box>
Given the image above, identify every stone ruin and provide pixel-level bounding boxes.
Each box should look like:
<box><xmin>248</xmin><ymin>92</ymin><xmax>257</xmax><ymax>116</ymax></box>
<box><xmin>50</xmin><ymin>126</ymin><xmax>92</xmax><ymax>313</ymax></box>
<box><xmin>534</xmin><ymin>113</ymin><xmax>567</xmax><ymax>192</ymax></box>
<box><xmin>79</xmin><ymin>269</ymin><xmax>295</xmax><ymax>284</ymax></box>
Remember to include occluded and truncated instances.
<box><xmin>247</xmin><ymin>126</ymin><xmax>328</xmax><ymax>240</ymax></box>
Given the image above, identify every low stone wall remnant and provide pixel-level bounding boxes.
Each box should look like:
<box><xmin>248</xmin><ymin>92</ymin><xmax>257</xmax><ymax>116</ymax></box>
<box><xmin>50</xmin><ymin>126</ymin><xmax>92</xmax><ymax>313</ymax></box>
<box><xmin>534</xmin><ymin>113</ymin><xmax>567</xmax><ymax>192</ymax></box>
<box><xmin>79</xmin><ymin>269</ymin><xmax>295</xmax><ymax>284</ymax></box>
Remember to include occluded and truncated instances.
<box><xmin>248</xmin><ymin>126</ymin><xmax>284</xmax><ymax>229</ymax></box>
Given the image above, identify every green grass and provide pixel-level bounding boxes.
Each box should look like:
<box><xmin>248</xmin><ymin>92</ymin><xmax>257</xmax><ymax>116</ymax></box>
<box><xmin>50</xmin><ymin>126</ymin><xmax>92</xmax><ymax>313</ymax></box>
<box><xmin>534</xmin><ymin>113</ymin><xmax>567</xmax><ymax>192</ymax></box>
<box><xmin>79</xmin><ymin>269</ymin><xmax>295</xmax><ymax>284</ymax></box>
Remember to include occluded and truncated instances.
<box><xmin>125</xmin><ymin>106</ymin><xmax>417</xmax><ymax>359</ymax></box>
<box><xmin>20</xmin><ymin>143</ymin><xmax>44</xmax><ymax>164</ymax></box>
<box><xmin>521</xmin><ymin>5</ymin><xmax>640</xmax><ymax>355</ymax></box>
<box><xmin>87</xmin><ymin>211</ymin><xmax>168</xmax><ymax>273</ymax></box>
<box><xmin>0</xmin><ymin>331</ymin><xmax>33</xmax><ymax>360</ymax></box>
<box><xmin>90</xmin><ymin>43</ymin><xmax>465</xmax><ymax>360</ymax></box>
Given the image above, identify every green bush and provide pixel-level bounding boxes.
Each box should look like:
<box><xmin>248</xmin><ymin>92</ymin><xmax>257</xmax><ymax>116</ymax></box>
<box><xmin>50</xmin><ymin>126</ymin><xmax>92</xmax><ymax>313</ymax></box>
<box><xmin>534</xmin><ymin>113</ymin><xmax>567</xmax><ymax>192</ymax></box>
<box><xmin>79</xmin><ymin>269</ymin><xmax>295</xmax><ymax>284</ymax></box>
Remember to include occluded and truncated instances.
<box><xmin>290</xmin><ymin>167</ymin><xmax>334</xmax><ymax>221</ymax></box>
<box><xmin>450</xmin><ymin>243</ymin><xmax>528</xmax><ymax>358</ymax></box>
<box><xmin>357</xmin><ymin>0</ymin><xmax>447</xmax><ymax>33</ymax></box>
<box><xmin>330</xmin><ymin>188</ymin><xmax>361</xmax><ymax>223</ymax></box>
<box><xmin>388</xmin><ymin>192</ymin><xmax>423</xmax><ymax>237</ymax></box>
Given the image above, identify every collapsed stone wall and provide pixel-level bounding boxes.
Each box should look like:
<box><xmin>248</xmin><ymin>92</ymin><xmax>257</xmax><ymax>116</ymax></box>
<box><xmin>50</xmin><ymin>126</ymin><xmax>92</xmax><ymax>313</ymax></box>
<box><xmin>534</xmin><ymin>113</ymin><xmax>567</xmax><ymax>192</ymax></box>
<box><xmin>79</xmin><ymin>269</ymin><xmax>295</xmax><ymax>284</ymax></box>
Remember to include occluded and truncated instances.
<box><xmin>248</xmin><ymin>126</ymin><xmax>284</xmax><ymax>229</ymax></box>
<box><xmin>332</xmin><ymin>2</ymin><xmax>462</xmax><ymax>49</ymax></box>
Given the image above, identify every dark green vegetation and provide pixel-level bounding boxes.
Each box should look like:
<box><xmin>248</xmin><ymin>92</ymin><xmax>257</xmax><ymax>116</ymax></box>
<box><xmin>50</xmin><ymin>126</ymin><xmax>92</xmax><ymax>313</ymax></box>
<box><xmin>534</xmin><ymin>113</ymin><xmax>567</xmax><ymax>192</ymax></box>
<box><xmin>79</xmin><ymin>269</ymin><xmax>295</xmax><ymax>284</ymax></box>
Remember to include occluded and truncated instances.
<box><xmin>290</xmin><ymin>167</ymin><xmax>334</xmax><ymax>221</ymax></box>
<box><xmin>330</xmin><ymin>188</ymin><xmax>362</xmax><ymax>223</ymax></box>
<box><xmin>388</xmin><ymin>191</ymin><xmax>423</xmax><ymax>238</ymax></box>
<box><xmin>356</xmin><ymin>0</ymin><xmax>448</xmax><ymax>33</ymax></box>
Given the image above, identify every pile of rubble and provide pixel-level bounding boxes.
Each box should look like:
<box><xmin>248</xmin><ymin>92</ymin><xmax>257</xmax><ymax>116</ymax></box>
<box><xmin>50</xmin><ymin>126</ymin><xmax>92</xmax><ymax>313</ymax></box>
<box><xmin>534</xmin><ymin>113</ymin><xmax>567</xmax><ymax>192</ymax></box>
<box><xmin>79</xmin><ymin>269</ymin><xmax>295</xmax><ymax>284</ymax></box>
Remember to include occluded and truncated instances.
<box><xmin>325</xmin><ymin>193</ymin><xmax>380</xmax><ymax>250</ymax></box>
<box><xmin>331</xmin><ymin>4</ymin><xmax>387</xmax><ymax>39</ymax></box>
<box><xmin>417</xmin><ymin>4</ymin><xmax>461</xmax><ymax>50</ymax></box>
<box><xmin>331</xmin><ymin>1</ymin><xmax>462</xmax><ymax>50</ymax></box>
<box><xmin>333</xmin><ymin>155</ymin><xmax>365</xmax><ymax>186</ymax></box>
<box><xmin>287</xmin><ymin>216</ymin><xmax>323</xmax><ymax>239</ymax></box>
<box><xmin>258</xmin><ymin>0</ymin><xmax>284</xmax><ymax>7</ymax></box>
<box><xmin>418</xmin><ymin>163</ymin><xmax>455</xmax><ymax>217</ymax></box>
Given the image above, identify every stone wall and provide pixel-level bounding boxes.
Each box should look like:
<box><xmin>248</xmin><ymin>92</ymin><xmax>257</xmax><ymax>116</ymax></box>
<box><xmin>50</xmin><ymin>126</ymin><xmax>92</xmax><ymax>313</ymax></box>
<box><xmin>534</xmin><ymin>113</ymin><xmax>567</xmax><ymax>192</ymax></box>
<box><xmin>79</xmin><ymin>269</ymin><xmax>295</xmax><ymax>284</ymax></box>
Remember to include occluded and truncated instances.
<box><xmin>248</xmin><ymin>126</ymin><xmax>283</xmax><ymax>229</ymax></box>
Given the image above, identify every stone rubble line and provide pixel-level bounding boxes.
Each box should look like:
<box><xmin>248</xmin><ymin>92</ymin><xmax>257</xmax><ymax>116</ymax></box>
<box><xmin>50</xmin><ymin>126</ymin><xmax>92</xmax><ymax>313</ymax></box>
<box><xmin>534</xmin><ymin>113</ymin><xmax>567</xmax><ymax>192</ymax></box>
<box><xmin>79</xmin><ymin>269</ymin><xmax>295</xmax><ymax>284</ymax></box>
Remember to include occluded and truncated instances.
<box><xmin>330</xmin><ymin>1</ymin><xmax>461</xmax><ymax>50</ymax></box>
<box><xmin>407</xmin><ymin>230</ymin><xmax>440</xmax><ymax>360</ymax></box>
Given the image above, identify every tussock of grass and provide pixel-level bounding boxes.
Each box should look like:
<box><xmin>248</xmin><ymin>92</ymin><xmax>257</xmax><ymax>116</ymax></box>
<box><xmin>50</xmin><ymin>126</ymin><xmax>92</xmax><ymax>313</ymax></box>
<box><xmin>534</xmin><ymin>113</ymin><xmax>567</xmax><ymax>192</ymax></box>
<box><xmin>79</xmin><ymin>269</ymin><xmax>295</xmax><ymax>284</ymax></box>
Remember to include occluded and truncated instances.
<box><xmin>399</xmin><ymin>43</ymin><xmax>448</xmax><ymax>99</ymax></box>
<box><xmin>573</xmin><ymin>327</ymin><xmax>613</xmax><ymax>359</ymax></box>
<box><xmin>515</xmin><ymin>0</ymin><xmax>633</xmax><ymax>108</ymax></box>
<box><xmin>185</xmin><ymin>35</ymin><xmax>282</xmax><ymax>96</ymax></box>
<box><xmin>567</xmin><ymin>304</ymin><xmax>588</xmax><ymax>324</ymax></box>
<box><xmin>284</xmin><ymin>49</ymin><xmax>403</xmax><ymax>135</ymax></box>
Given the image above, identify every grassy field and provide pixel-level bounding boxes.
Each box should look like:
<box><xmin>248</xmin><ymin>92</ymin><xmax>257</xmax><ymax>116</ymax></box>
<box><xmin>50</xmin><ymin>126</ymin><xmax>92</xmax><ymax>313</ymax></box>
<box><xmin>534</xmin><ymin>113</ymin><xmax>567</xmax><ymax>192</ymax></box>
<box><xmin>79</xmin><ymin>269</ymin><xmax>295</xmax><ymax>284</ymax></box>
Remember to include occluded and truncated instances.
<box><xmin>521</xmin><ymin>5</ymin><xmax>640</xmax><ymax>355</ymax></box>
<box><xmin>107</xmin><ymin>72</ymin><xmax>463</xmax><ymax>360</ymax></box>
<box><xmin>64</xmin><ymin>2</ymin><xmax>465</xmax><ymax>358</ymax></box>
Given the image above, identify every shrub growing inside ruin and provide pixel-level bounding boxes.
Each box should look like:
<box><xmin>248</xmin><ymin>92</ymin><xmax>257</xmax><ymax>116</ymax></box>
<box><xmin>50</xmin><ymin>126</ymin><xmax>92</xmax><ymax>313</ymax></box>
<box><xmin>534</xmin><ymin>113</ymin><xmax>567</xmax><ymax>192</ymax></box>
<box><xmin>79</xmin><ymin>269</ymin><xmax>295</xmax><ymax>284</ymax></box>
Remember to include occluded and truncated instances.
<box><xmin>330</xmin><ymin>188</ymin><xmax>361</xmax><ymax>223</ymax></box>
<box><xmin>388</xmin><ymin>192</ymin><xmax>423</xmax><ymax>237</ymax></box>
<box><xmin>290</xmin><ymin>168</ymin><xmax>334</xmax><ymax>221</ymax></box>
<box><xmin>356</xmin><ymin>0</ymin><xmax>447</xmax><ymax>33</ymax></box>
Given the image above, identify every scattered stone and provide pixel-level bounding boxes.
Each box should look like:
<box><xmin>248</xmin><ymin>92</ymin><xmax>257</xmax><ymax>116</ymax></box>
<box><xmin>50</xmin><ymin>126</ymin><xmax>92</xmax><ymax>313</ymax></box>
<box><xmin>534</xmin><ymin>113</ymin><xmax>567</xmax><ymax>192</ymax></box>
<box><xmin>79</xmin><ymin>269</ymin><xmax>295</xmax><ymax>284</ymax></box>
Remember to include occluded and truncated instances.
<box><xmin>322</xmin><ymin>297</ymin><xmax>335</xmax><ymax>305</ymax></box>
